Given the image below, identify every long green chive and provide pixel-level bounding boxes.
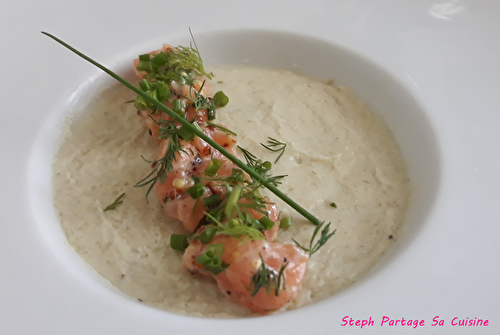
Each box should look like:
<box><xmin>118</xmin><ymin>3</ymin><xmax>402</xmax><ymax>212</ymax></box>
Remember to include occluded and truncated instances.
<box><xmin>204</xmin><ymin>158</ymin><xmax>222</xmax><ymax>177</ymax></box>
<box><xmin>203</xmin><ymin>193</ymin><xmax>222</xmax><ymax>207</ymax></box>
<box><xmin>170</xmin><ymin>234</ymin><xmax>189</xmax><ymax>251</ymax></box>
<box><xmin>42</xmin><ymin>32</ymin><xmax>325</xmax><ymax>227</ymax></box>
<box><xmin>212</xmin><ymin>91</ymin><xmax>229</xmax><ymax>108</ymax></box>
<box><xmin>258</xmin><ymin>216</ymin><xmax>275</xmax><ymax>230</ymax></box>
<box><xmin>280</xmin><ymin>217</ymin><xmax>293</xmax><ymax>228</ymax></box>
<box><xmin>148</xmin><ymin>89</ymin><xmax>158</xmax><ymax>101</ymax></box>
<box><xmin>186</xmin><ymin>182</ymin><xmax>204</xmax><ymax>199</ymax></box>
<box><xmin>224</xmin><ymin>185</ymin><xmax>241</xmax><ymax>219</ymax></box>
<box><xmin>193</xmin><ymin>120</ymin><xmax>203</xmax><ymax>132</ymax></box>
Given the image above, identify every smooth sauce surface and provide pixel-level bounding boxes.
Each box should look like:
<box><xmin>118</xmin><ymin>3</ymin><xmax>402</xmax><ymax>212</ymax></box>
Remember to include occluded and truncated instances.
<box><xmin>53</xmin><ymin>66</ymin><xmax>410</xmax><ymax>317</ymax></box>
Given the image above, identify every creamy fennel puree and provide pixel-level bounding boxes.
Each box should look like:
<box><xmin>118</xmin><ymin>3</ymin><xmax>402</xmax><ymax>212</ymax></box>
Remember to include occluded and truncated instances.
<box><xmin>53</xmin><ymin>66</ymin><xmax>410</xmax><ymax>317</ymax></box>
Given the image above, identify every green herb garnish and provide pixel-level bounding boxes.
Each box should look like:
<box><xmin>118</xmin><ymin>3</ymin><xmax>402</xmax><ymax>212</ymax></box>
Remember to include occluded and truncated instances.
<box><xmin>177</xmin><ymin>123</ymin><xmax>196</xmax><ymax>142</ymax></box>
<box><xmin>173</xmin><ymin>99</ymin><xmax>183</xmax><ymax>114</ymax></box>
<box><xmin>203</xmin><ymin>193</ymin><xmax>222</xmax><ymax>207</ymax></box>
<box><xmin>275</xmin><ymin>261</ymin><xmax>288</xmax><ymax>296</ymax></box>
<box><xmin>212</xmin><ymin>91</ymin><xmax>229</xmax><ymax>108</ymax></box>
<box><xmin>170</xmin><ymin>234</ymin><xmax>189</xmax><ymax>251</ymax></box>
<box><xmin>224</xmin><ymin>185</ymin><xmax>242</xmax><ymax>218</ymax></box>
<box><xmin>204</xmin><ymin>158</ymin><xmax>223</xmax><ymax>177</ymax></box>
<box><xmin>279</xmin><ymin>217</ymin><xmax>293</xmax><ymax>228</ymax></box>
<box><xmin>206</xmin><ymin>121</ymin><xmax>237</xmax><ymax>136</ymax></box>
<box><xmin>330</xmin><ymin>202</ymin><xmax>337</xmax><ymax>208</ymax></box>
<box><xmin>134</xmin><ymin>78</ymin><xmax>171</xmax><ymax>112</ymax></box>
<box><xmin>136</xmin><ymin>28</ymin><xmax>212</xmax><ymax>84</ymax></box>
<box><xmin>195</xmin><ymin>244</ymin><xmax>228</xmax><ymax>275</ymax></box>
<box><xmin>245</xmin><ymin>254</ymin><xmax>288</xmax><ymax>297</ymax></box>
<box><xmin>193</xmin><ymin>209</ymin><xmax>265</xmax><ymax>244</ymax></box>
<box><xmin>207</xmin><ymin>108</ymin><xmax>216</xmax><ymax>121</ymax></box>
<box><xmin>182</xmin><ymin>80</ymin><xmax>216</xmax><ymax>113</ymax></box>
<box><xmin>258</xmin><ymin>216</ymin><xmax>275</xmax><ymax>230</ymax></box>
<box><xmin>103</xmin><ymin>192</ymin><xmax>126</xmax><ymax>212</ymax></box>
<box><xmin>261</xmin><ymin>137</ymin><xmax>287</xmax><ymax>163</ymax></box>
<box><xmin>134</xmin><ymin>130</ymin><xmax>183</xmax><ymax>203</ymax></box>
<box><xmin>292</xmin><ymin>222</ymin><xmax>336</xmax><ymax>257</ymax></box>
<box><xmin>217</xmin><ymin>222</ymin><xmax>265</xmax><ymax>240</ymax></box>
<box><xmin>193</xmin><ymin>227</ymin><xmax>217</xmax><ymax>244</ymax></box>
<box><xmin>187</xmin><ymin>182</ymin><xmax>205</xmax><ymax>199</ymax></box>
<box><xmin>238</xmin><ymin>146</ymin><xmax>286</xmax><ymax>187</ymax></box>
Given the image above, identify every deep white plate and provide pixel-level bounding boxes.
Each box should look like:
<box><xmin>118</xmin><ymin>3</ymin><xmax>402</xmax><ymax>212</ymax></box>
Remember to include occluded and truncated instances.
<box><xmin>1</xmin><ymin>1</ymin><xmax>499</xmax><ymax>334</ymax></box>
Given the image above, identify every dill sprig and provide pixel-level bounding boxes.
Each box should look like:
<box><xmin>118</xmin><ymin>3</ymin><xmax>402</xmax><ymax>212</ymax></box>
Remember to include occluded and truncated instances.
<box><xmin>237</xmin><ymin>146</ymin><xmax>286</xmax><ymax>187</ymax></box>
<box><xmin>42</xmin><ymin>32</ymin><xmax>328</xmax><ymax>228</ymax></box>
<box><xmin>103</xmin><ymin>193</ymin><xmax>126</xmax><ymax>212</ymax></box>
<box><xmin>177</xmin><ymin>28</ymin><xmax>213</xmax><ymax>79</ymax></box>
<box><xmin>181</xmin><ymin>80</ymin><xmax>214</xmax><ymax>111</ymax></box>
<box><xmin>245</xmin><ymin>254</ymin><xmax>288</xmax><ymax>297</ymax></box>
<box><xmin>134</xmin><ymin>133</ymin><xmax>183</xmax><ymax>203</ymax></box>
<box><xmin>261</xmin><ymin>137</ymin><xmax>287</xmax><ymax>163</ymax></box>
<box><xmin>292</xmin><ymin>222</ymin><xmax>337</xmax><ymax>257</ymax></box>
<box><xmin>138</xmin><ymin>29</ymin><xmax>212</xmax><ymax>83</ymax></box>
<box><xmin>206</xmin><ymin>121</ymin><xmax>237</xmax><ymax>136</ymax></box>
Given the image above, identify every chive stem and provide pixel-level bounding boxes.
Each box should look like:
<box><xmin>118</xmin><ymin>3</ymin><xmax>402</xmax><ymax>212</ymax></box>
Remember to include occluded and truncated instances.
<box><xmin>213</xmin><ymin>91</ymin><xmax>229</xmax><ymax>107</ymax></box>
<box><xmin>224</xmin><ymin>185</ymin><xmax>241</xmax><ymax>219</ymax></box>
<box><xmin>173</xmin><ymin>99</ymin><xmax>183</xmax><ymax>114</ymax></box>
<box><xmin>207</xmin><ymin>108</ymin><xmax>216</xmax><ymax>121</ymax></box>
<box><xmin>204</xmin><ymin>158</ymin><xmax>222</xmax><ymax>177</ymax></box>
<box><xmin>280</xmin><ymin>217</ymin><xmax>293</xmax><ymax>228</ymax></box>
<box><xmin>186</xmin><ymin>182</ymin><xmax>204</xmax><ymax>199</ymax></box>
<box><xmin>203</xmin><ymin>194</ymin><xmax>221</xmax><ymax>207</ymax></box>
<box><xmin>258</xmin><ymin>216</ymin><xmax>275</xmax><ymax>230</ymax></box>
<box><xmin>41</xmin><ymin>32</ymin><xmax>322</xmax><ymax>226</ymax></box>
<box><xmin>170</xmin><ymin>234</ymin><xmax>189</xmax><ymax>251</ymax></box>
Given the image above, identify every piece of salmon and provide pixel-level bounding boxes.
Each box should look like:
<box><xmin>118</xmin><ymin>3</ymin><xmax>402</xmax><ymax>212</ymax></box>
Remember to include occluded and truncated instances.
<box><xmin>183</xmin><ymin>234</ymin><xmax>308</xmax><ymax>313</ymax></box>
